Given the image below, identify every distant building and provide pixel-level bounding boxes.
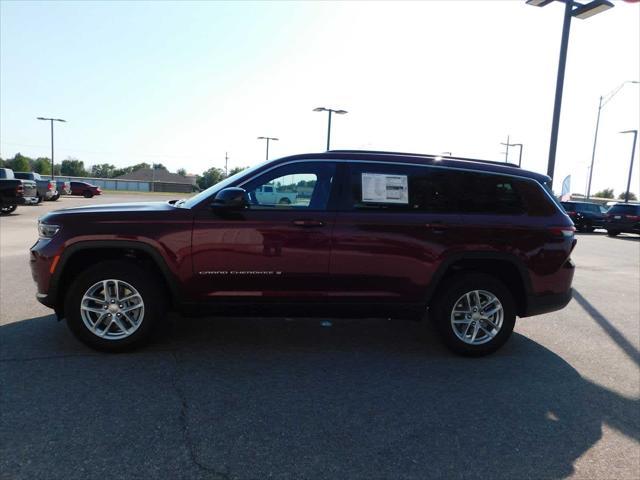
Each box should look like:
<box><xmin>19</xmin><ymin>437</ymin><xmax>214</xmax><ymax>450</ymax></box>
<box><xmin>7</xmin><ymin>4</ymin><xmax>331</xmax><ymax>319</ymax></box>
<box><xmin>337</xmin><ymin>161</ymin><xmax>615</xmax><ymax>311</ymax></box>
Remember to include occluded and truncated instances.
<box><xmin>115</xmin><ymin>168</ymin><xmax>197</xmax><ymax>193</ymax></box>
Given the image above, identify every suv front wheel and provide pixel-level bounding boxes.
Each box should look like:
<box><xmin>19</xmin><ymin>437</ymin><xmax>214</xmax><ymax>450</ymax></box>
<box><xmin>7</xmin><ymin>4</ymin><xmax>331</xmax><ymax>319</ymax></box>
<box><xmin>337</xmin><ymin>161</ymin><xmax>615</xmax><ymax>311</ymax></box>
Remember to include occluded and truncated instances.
<box><xmin>431</xmin><ymin>273</ymin><xmax>516</xmax><ymax>356</ymax></box>
<box><xmin>64</xmin><ymin>260</ymin><xmax>166</xmax><ymax>351</ymax></box>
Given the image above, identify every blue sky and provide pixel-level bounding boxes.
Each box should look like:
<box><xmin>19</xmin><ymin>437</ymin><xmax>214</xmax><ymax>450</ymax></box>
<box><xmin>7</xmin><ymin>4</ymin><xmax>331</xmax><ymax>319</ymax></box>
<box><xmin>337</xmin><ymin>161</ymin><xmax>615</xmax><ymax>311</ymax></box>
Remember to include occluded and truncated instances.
<box><xmin>1</xmin><ymin>0</ymin><xmax>639</xmax><ymax>194</ymax></box>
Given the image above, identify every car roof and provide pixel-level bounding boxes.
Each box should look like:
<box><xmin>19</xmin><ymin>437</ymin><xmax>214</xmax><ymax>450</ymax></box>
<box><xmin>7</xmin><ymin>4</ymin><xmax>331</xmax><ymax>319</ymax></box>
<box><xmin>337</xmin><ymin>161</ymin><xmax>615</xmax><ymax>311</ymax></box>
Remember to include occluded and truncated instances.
<box><xmin>274</xmin><ymin>150</ymin><xmax>551</xmax><ymax>184</ymax></box>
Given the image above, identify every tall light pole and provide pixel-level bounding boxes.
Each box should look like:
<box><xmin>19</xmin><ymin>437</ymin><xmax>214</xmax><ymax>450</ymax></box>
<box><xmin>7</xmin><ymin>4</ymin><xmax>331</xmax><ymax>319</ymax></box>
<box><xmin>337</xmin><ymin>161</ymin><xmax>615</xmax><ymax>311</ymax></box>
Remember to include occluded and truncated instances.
<box><xmin>526</xmin><ymin>0</ymin><xmax>614</xmax><ymax>184</ymax></box>
<box><xmin>586</xmin><ymin>80</ymin><xmax>639</xmax><ymax>199</ymax></box>
<box><xmin>257</xmin><ymin>136</ymin><xmax>278</xmax><ymax>161</ymax></box>
<box><xmin>620</xmin><ymin>130</ymin><xmax>638</xmax><ymax>204</ymax></box>
<box><xmin>313</xmin><ymin>107</ymin><xmax>347</xmax><ymax>151</ymax></box>
<box><xmin>36</xmin><ymin>117</ymin><xmax>66</xmax><ymax>181</ymax></box>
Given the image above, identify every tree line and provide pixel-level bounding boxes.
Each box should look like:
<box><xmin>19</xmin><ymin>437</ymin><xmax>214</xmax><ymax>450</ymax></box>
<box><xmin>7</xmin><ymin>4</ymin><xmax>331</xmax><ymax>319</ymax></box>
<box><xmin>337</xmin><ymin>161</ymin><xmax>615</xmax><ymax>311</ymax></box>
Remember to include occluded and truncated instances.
<box><xmin>592</xmin><ymin>188</ymin><xmax>637</xmax><ymax>201</ymax></box>
<box><xmin>0</xmin><ymin>152</ymin><xmax>246</xmax><ymax>191</ymax></box>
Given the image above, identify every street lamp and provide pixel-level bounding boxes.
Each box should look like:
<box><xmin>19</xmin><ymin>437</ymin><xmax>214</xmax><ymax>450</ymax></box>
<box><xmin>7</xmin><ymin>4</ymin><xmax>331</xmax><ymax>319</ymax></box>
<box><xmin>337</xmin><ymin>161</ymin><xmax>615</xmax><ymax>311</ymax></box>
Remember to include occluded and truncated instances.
<box><xmin>526</xmin><ymin>0</ymin><xmax>614</xmax><ymax>184</ymax></box>
<box><xmin>620</xmin><ymin>130</ymin><xmax>638</xmax><ymax>204</ymax></box>
<box><xmin>257</xmin><ymin>136</ymin><xmax>279</xmax><ymax>161</ymax></box>
<box><xmin>313</xmin><ymin>107</ymin><xmax>347</xmax><ymax>151</ymax></box>
<box><xmin>501</xmin><ymin>141</ymin><xmax>524</xmax><ymax>167</ymax></box>
<box><xmin>586</xmin><ymin>80</ymin><xmax>639</xmax><ymax>199</ymax></box>
<box><xmin>36</xmin><ymin>117</ymin><xmax>66</xmax><ymax>181</ymax></box>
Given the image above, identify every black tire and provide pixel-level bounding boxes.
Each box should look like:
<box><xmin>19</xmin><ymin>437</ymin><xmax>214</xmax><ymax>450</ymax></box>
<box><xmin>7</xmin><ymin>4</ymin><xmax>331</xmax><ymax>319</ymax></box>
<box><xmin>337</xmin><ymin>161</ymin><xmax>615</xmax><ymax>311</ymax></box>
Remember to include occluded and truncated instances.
<box><xmin>607</xmin><ymin>230</ymin><xmax>619</xmax><ymax>237</ymax></box>
<box><xmin>430</xmin><ymin>273</ymin><xmax>516</xmax><ymax>356</ymax></box>
<box><xmin>0</xmin><ymin>205</ymin><xmax>17</xmax><ymax>215</ymax></box>
<box><xmin>83</xmin><ymin>190</ymin><xmax>93</xmax><ymax>198</ymax></box>
<box><xmin>51</xmin><ymin>194</ymin><xmax>60</xmax><ymax>201</ymax></box>
<box><xmin>64</xmin><ymin>260</ymin><xmax>167</xmax><ymax>352</ymax></box>
<box><xmin>278</xmin><ymin>197</ymin><xmax>291</xmax><ymax>205</ymax></box>
<box><xmin>36</xmin><ymin>194</ymin><xmax>43</xmax><ymax>204</ymax></box>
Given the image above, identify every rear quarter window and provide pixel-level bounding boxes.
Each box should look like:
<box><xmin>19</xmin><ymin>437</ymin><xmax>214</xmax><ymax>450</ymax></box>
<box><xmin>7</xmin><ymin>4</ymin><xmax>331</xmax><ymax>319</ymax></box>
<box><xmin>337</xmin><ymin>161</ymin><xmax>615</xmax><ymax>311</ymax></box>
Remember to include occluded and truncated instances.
<box><xmin>512</xmin><ymin>179</ymin><xmax>558</xmax><ymax>217</ymax></box>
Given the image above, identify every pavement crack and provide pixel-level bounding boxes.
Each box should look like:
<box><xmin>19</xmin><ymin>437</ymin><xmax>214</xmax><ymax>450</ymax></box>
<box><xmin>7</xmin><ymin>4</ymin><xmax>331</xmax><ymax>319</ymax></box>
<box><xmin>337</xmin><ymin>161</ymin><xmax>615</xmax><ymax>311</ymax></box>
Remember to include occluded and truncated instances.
<box><xmin>170</xmin><ymin>349</ymin><xmax>231</xmax><ymax>480</ymax></box>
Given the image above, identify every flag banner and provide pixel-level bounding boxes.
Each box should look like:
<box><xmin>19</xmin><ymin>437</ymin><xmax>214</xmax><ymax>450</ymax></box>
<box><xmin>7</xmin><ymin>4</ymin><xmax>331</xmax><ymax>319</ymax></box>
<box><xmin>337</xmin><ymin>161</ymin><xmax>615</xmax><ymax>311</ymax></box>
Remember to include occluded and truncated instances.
<box><xmin>561</xmin><ymin>175</ymin><xmax>571</xmax><ymax>201</ymax></box>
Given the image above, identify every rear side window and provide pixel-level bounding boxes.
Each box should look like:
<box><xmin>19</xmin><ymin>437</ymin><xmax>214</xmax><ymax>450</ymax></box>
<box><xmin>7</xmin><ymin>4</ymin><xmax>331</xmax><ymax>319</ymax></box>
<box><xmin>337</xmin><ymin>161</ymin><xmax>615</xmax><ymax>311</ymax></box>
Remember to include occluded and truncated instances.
<box><xmin>609</xmin><ymin>204</ymin><xmax>640</xmax><ymax>215</ymax></box>
<box><xmin>346</xmin><ymin>163</ymin><xmax>531</xmax><ymax>215</ymax></box>
<box><xmin>513</xmin><ymin>179</ymin><xmax>557</xmax><ymax>217</ymax></box>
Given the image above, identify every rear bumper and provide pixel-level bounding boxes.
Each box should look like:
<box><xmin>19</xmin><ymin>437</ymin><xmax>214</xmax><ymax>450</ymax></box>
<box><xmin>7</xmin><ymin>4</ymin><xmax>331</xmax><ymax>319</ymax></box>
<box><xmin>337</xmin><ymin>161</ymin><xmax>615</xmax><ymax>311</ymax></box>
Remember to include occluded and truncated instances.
<box><xmin>522</xmin><ymin>288</ymin><xmax>573</xmax><ymax>317</ymax></box>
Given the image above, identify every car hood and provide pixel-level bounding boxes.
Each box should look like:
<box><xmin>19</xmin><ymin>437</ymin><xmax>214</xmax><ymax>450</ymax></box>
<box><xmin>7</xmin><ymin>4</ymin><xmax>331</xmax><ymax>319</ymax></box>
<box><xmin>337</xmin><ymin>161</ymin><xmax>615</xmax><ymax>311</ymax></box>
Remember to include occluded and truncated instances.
<box><xmin>40</xmin><ymin>201</ymin><xmax>179</xmax><ymax>222</ymax></box>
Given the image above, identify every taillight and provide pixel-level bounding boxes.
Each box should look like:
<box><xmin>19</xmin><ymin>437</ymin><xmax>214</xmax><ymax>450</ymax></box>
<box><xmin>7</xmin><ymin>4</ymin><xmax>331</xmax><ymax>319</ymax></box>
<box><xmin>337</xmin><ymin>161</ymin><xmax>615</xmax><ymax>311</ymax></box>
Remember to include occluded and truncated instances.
<box><xmin>48</xmin><ymin>182</ymin><xmax>54</xmax><ymax>191</ymax></box>
<box><xmin>549</xmin><ymin>226</ymin><xmax>576</xmax><ymax>239</ymax></box>
<box><xmin>15</xmin><ymin>184</ymin><xmax>24</xmax><ymax>195</ymax></box>
<box><xmin>566</xmin><ymin>211</ymin><xmax>576</xmax><ymax>217</ymax></box>
<box><xmin>626</xmin><ymin>215</ymin><xmax>640</xmax><ymax>221</ymax></box>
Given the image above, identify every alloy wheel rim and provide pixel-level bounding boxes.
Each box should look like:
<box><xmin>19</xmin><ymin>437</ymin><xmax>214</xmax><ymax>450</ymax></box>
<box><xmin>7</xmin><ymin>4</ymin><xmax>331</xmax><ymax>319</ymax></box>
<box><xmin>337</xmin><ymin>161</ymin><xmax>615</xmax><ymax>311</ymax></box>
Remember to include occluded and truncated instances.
<box><xmin>450</xmin><ymin>289</ymin><xmax>504</xmax><ymax>345</ymax></box>
<box><xmin>80</xmin><ymin>279</ymin><xmax>145</xmax><ymax>340</ymax></box>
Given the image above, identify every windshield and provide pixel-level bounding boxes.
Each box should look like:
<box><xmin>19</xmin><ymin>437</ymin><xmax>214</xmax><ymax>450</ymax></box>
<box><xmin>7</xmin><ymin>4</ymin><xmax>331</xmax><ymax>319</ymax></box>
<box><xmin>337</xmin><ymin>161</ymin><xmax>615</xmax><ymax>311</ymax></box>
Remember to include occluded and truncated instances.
<box><xmin>181</xmin><ymin>160</ymin><xmax>270</xmax><ymax>209</ymax></box>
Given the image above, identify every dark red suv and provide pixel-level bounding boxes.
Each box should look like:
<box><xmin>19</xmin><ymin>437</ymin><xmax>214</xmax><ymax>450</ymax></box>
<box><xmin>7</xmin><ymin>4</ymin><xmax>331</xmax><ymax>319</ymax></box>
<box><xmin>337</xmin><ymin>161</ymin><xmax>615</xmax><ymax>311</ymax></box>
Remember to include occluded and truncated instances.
<box><xmin>30</xmin><ymin>151</ymin><xmax>576</xmax><ymax>355</ymax></box>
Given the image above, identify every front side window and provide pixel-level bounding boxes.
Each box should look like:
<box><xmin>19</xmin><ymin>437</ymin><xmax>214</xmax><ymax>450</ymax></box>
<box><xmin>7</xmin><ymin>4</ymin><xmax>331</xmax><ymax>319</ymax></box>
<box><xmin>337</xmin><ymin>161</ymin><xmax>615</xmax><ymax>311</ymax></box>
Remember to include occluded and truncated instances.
<box><xmin>242</xmin><ymin>162</ymin><xmax>336</xmax><ymax>210</ymax></box>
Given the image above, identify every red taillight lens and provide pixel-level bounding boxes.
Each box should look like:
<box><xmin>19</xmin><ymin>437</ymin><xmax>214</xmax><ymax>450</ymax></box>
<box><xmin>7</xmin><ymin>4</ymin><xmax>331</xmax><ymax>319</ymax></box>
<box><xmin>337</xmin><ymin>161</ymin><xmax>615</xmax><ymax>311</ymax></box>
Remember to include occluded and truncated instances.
<box><xmin>549</xmin><ymin>226</ymin><xmax>576</xmax><ymax>239</ymax></box>
<box><xmin>566</xmin><ymin>211</ymin><xmax>576</xmax><ymax>217</ymax></box>
<box><xmin>48</xmin><ymin>182</ymin><xmax>54</xmax><ymax>190</ymax></box>
<box><xmin>15</xmin><ymin>185</ymin><xmax>24</xmax><ymax>195</ymax></box>
<box><xmin>626</xmin><ymin>215</ymin><xmax>640</xmax><ymax>221</ymax></box>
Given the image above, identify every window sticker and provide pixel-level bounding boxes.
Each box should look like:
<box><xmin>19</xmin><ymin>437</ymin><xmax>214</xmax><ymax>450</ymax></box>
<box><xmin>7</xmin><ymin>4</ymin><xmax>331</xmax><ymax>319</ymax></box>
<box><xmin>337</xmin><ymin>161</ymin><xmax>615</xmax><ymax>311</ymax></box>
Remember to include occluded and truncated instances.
<box><xmin>361</xmin><ymin>173</ymin><xmax>409</xmax><ymax>204</ymax></box>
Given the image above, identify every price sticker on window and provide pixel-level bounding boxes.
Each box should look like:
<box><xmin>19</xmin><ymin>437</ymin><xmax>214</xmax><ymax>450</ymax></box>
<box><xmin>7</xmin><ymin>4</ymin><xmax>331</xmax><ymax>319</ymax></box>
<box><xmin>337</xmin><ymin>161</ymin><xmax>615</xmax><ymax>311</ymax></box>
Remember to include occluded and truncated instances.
<box><xmin>361</xmin><ymin>173</ymin><xmax>408</xmax><ymax>204</ymax></box>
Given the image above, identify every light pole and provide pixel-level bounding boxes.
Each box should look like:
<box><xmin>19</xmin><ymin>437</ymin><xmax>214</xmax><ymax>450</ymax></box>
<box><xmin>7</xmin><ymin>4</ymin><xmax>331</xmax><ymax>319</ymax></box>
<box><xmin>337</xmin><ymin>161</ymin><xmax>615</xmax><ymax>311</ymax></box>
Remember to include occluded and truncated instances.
<box><xmin>313</xmin><ymin>107</ymin><xmax>347</xmax><ymax>150</ymax></box>
<box><xmin>257</xmin><ymin>136</ymin><xmax>278</xmax><ymax>161</ymax></box>
<box><xmin>586</xmin><ymin>80</ymin><xmax>639</xmax><ymax>199</ymax></box>
<box><xmin>501</xmin><ymin>141</ymin><xmax>524</xmax><ymax>167</ymax></box>
<box><xmin>526</xmin><ymin>0</ymin><xmax>614</xmax><ymax>184</ymax></box>
<box><xmin>36</xmin><ymin>117</ymin><xmax>66</xmax><ymax>181</ymax></box>
<box><xmin>620</xmin><ymin>130</ymin><xmax>638</xmax><ymax>204</ymax></box>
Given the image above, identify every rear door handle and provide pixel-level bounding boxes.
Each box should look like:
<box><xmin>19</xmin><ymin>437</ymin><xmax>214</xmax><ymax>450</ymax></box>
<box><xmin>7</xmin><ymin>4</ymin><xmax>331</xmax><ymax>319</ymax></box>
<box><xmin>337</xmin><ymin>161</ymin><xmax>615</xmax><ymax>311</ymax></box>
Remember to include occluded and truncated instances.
<box><xmin>292</xmin><ymin>219</ymin><xmax>325</xmax><ymax>227</ymax></box>
<box><xmin>425</xmin><ymin>221</ymin><xmax>447</xmax><ymax>234</ymax></box>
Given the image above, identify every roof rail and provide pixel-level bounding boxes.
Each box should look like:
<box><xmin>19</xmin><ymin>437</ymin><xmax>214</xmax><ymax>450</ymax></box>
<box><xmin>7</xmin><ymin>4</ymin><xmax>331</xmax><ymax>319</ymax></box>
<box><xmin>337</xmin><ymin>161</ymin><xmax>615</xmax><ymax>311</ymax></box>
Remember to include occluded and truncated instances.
<box><xmin>327</xmin><ymin>149</ymin><xmax>521</xmax><ymax>168</ymax></box>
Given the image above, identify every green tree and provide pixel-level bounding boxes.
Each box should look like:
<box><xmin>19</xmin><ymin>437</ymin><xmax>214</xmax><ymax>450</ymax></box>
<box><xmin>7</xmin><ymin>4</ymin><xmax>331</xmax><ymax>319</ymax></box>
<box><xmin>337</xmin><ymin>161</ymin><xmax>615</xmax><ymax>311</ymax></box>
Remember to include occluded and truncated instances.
<box><xmin>33</xmin><ymin>157</ymin><xmax>52</xmax><ymax>175</ymax></box>
<box><xmin>112</xmin><ymin>162</ymin><xmax>151</xmax><ymax>178</ymax></box>
<box><xmin>91</xmin><ymin>163</ymin><xmax>116</xmax><ymax>178</ymax></box>
<box><xmin>176</xmin><ymin>168</ymin><xmax>187</xmax><ymax>177</ymax></box>
<box><xmin>8</xmin><ymin>153</ymin><xmax>31</xmax><ymax>172</ymax></box>
<box><xmin>227</xmin><ymin>166</ymin><xmax>246</xmax><ymax>177</ymax></box>
<box><xmin>152</xmin><ymin>163</ymin><xmax>167</xmax><ymax>170</ymax></box>
<box><xmin>197</xmin><ymin>167</ymin><xmax>225</xmax><ymax>190</ymax></box>
<box><xmin>618</xmin><ymin>191</ymin><xmax>637</xmax><ymax>201</ymax></box>
<box><xmin>594</xmin><ymin>188</ymin><xmax>614</xmax><ymax>199</ymax></box>
<box><xmin>60</xmin><ymin>158</ymin><xmax>87</xmax><ymax>177</ymax></box>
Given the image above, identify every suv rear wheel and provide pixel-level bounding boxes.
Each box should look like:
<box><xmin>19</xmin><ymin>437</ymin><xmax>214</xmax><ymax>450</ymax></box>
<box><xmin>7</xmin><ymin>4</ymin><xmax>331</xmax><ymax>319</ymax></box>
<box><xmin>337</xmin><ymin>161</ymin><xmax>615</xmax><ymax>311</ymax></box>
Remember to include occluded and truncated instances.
<box><xmin>83</xmin><ymin>190</ymin><xmax>94</xmax><ymax>198</ymax></box>
<box><xmin>431</xmin><ymin>273</ymin><xmax>516</xmax><ymax>356</ymax></box>
<box><xmin>64</xmin><ymin>260</ymin><xmax>166</xmax><ymax>351</ymax></box>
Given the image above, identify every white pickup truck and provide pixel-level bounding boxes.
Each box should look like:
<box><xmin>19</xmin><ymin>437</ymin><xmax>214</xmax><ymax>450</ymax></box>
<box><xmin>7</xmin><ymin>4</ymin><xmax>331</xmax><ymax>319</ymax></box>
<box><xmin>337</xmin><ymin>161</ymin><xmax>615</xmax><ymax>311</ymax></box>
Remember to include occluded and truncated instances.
<box><xmin>255</xmin><ymin>185</ymin><xmax>297</xmax><ymax>205</ymax></box>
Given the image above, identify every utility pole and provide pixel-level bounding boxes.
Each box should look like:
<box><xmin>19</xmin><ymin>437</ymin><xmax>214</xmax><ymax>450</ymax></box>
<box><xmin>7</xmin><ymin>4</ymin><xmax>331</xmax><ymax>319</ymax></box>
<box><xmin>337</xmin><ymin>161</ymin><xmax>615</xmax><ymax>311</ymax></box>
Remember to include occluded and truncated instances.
<box><xmin>313</xmin><ymin>107</ymin><xmax>348</xmax><ymax>150</ymax></box>
<box><xmin>504</xmin><ymin>135</ymin><xmax>510</xmax><ymax>162</ymax></box>
<box><xmin>620</xmin><ymin>130</ymin><xmax>638</xmax><ymax>203</ymax></box>
<box><xmin>225</xmin><ymin>152</ymin><xmax>229</xmax><ymax>177</ymax></box>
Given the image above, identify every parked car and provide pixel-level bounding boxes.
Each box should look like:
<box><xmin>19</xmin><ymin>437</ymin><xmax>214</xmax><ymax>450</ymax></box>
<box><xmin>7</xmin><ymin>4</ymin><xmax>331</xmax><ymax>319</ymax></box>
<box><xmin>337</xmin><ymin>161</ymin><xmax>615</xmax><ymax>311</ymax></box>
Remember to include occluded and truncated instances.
<box><xmin>560</xmin><ymin>201</ymin><xmax>605</xmax><ymax>232</ymax></box>
<box><xmin>0</xmin><ymin>168</ymin><xmax>38</xmax><ymax>214</ymax></box>
<box><xmin>30</xmin><ymin>150</ymin><xmax>576</xmax><ymax>356</ymax></box>
<box><xmin>70</xmin><ymin>181</ymin><xmax>102</xmax><ymax>198</ymax></box>
<box><xmin>52</xmin><ymin>180</ymin><xmax>72</xmax><ymax>200</ymax></box>
<box><xmin>14</xmin><ymin>171</ymin><xmax>57</xmax><ymax>202</ymax></box>
<box><xmin>604</xmin><ymin>203</ymin><xmax>640</xmax><ymax>236</ymax></box>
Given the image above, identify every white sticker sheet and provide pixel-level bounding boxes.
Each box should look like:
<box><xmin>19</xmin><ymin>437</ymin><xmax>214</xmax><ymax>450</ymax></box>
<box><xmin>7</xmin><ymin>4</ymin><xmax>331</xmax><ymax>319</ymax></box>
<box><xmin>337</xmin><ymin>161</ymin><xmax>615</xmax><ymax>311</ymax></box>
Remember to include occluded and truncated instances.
<box><xmin>361</xmin><ymin>173</ymin><xmax>409</xmax><ymax>204</ymax></box>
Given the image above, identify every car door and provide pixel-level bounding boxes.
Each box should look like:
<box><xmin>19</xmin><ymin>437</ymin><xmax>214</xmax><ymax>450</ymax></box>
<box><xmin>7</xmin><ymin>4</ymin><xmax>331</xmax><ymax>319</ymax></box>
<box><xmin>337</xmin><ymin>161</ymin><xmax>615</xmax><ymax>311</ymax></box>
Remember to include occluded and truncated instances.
<box><xmin>191</xmin><ymin>161</ymin><xmax>338</xmax><ymax>305</ymax></box>
<box><xmin>329</xmin><ymin>162</ymin><xmax>462</xmax><ymax>307</ymax></box>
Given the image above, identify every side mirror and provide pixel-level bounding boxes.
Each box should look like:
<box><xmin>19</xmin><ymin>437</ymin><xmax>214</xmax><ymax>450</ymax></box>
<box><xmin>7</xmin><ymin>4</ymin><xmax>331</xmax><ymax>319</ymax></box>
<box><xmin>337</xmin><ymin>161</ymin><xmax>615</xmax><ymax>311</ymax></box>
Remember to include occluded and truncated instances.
<box><xmin>211</xmin><ymin>187</ymin><xmax>249</xmax><ymax>211</ymax></box>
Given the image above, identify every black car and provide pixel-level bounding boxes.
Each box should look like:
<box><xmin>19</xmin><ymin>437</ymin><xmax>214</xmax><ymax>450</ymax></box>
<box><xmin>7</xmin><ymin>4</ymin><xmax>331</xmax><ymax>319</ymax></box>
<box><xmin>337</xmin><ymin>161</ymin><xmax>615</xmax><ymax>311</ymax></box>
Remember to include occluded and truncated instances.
<box><xmin>604</xmin><ymin>203</ymin><xmax>640</xmax><ymax>236</ymax></box>
<box><xmin>560</xmin><ymin>201</ymin><xmax>605</xmax><ymax>232</ymax></box>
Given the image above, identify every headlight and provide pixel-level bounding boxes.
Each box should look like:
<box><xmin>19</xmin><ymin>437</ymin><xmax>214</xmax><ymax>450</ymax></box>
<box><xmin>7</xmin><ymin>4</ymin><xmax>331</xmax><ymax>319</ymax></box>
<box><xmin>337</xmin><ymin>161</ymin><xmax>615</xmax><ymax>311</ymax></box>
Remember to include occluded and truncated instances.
<box><xmin>38</xmin><ymin>222</ymin><xmax>60</xmax><ymax>239</ymax></box>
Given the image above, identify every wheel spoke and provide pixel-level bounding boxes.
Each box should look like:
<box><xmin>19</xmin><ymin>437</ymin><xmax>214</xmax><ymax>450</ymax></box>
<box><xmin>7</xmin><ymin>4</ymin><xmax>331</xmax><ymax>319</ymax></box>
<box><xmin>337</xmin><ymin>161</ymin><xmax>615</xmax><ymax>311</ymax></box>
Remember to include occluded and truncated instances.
<box><xmin>99</xmin><ymin>318</ymin><xmax>115</xmax><ymax>337</ymax></box>
<box><xmin>121</xmin><ymin>303</ymin><xmax>143</xmax><ymax>314</ymax></box>
<box><xmin>113</xmin><ymin>316</ymin><xmax>129</xmax><ymax>334</ymax></box>
<box><xmin>121</xmin><ymin>310</ymin><xmax>138</xmax><ymax>327</ymax></box>
<box><xmin>83</xmin><ymin>306</ymin><xmax>106</xmax><ymax>315</ymax></box>
<box><xmin>474</xmin><ymin>291</ymin><xmax>482</xmax><ymax>309</ymax></box>
<box><xmin>470</xmin><ymin>322</ymin><xmax>480</xmax><ymax>342</ymax></box>
<box><xmin>483</xmin><ymin>305</ymin><xmax>502</xmax><ymax>318</ymax></box>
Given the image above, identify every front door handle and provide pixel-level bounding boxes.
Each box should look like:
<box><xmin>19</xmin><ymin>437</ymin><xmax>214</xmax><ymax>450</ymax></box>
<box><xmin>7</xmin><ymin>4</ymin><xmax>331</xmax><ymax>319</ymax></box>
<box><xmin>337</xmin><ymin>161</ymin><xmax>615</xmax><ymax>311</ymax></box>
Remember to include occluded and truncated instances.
<box><xmin>292</xmin><ymin>219</ymin><xmax>325</xmax><ymax>228</ymax></box>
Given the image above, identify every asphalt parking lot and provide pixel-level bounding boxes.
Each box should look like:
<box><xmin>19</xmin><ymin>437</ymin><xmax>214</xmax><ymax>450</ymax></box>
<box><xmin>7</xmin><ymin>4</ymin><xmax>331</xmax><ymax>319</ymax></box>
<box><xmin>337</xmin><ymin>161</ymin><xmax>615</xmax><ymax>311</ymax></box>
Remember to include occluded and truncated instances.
<box><xmin>1</xmin><ymin>193</ymin><xmax>639</xmax><ymax>480</ymax></box>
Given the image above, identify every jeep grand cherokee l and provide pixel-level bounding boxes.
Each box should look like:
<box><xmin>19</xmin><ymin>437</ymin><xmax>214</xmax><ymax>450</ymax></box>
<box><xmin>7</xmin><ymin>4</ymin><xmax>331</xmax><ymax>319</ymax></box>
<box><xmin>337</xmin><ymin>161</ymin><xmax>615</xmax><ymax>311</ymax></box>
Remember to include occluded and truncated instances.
<box><xmin>30</xmin><ymin>150</ymin><xmax>576</xmax><ymax>356</ymax></box>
